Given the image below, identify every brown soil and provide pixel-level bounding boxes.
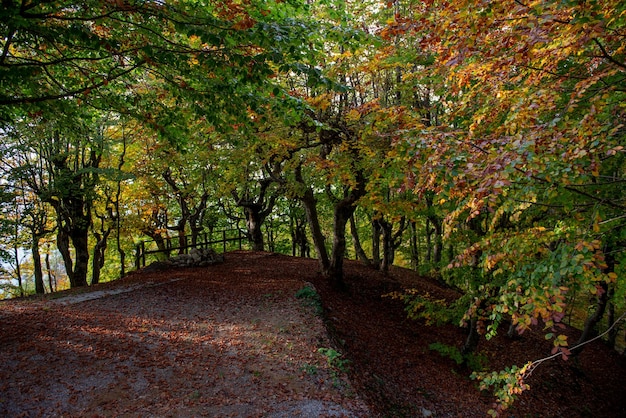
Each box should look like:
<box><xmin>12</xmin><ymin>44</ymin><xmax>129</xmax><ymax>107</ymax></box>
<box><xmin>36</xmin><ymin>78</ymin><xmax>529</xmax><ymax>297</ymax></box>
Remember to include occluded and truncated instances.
<box><xmin>1</xmin><ymin>251</ymin><xmax>625</xmax><ymax>417</ymax></box>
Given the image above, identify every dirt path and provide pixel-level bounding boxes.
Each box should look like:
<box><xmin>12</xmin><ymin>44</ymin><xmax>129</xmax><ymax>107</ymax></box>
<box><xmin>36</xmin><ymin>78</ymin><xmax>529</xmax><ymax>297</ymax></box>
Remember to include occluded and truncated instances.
<box><xmin>0</xmin><ymin>252</ymin><xmax>368</xmax><ymax>417</ymax></box>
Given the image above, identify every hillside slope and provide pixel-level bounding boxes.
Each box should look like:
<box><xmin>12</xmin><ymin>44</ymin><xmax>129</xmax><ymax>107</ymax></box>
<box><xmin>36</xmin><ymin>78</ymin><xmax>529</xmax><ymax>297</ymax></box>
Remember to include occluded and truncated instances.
<box><xmin>1</xmin><ymin>251</ymin><xmax>624</xmax><ymax>417</ymax></box>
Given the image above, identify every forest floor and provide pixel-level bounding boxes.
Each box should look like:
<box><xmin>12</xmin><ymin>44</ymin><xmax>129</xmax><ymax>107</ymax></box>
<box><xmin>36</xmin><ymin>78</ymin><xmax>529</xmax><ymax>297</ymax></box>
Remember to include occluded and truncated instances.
<box><xmin>1</xmin><ymin>251</ymin><xmax>625</xmax><ymax>417</ymax></box>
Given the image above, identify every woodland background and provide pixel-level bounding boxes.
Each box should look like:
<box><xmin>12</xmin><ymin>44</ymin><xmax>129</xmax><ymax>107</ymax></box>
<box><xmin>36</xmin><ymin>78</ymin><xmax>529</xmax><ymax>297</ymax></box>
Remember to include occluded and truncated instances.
<box><xmin>1</xmin><ymin>0</ymin><xmax>625</xmax><ymax>414</ymax></box>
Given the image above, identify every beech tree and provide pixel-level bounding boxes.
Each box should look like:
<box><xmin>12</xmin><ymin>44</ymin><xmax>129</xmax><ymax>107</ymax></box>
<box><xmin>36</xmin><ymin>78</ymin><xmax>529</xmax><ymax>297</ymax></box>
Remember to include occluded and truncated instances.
<box><xmin>382</xmin><ymin>0</ymin><xmax>626</xmax><ymax>413</ymax></box>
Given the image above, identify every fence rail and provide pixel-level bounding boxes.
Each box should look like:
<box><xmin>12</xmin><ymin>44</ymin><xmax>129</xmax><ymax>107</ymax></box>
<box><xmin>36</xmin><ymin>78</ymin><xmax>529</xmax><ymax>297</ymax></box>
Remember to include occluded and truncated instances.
<box><xmin>134</xmin><ymin>229</ymin><xmax>246</xmax><ymax>268</ymax></box>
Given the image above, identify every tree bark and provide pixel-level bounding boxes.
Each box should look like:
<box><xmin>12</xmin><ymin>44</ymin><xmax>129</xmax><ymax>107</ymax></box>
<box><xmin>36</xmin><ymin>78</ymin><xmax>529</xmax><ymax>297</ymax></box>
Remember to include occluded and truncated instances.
<box><xmin>410</xmin><ymin>221</ymin><xmax>419</xmax><ymax>271</ymax></box>
<box><xmin>327</xmin><ymin>169</ymin><xmax>367</xmax><ymax>288</ymax></box>
<box><xmin>45</xmin><ymin>250</ymin><xmax>56</xmax><ymax>293</ymax></box>
<box><xmin>32</xmin><ymin>238</ymin><xmax>45</xmax><ymax>294</ymax></box>
<box><xmin>12</xmin><ymin>222</ymin><xmax>23</xmax><ymax>297</ymax></box>
<box><xmin>349</xmin><ymin>214</ymin><xmax>370</xmax><ymax>265</ymax></box>
<box><xmin>300</xmin><ymin>186</ymin><xmax>329</xmax><ymax>270</ymax></box>
<box><xmin>70</xmin><ymin>225</ymin><xmax>90</xmax><ymax>288</ymax></box>
<box><xmin>574</xmin><ymin>252</ymin><xmax>615</xmax><ymax>353</ymax></box>
<box><xmin>429</xmin><ymin>215</ymin><xmax>443</xmax><ymax>265</ymax></box>
<box><xmin>244</xmin><ymin>205</ymin><xmax>265</xmax><ymax>251</ymax></box>
<box><xmin>425</xmin><ymin>217</ymin><xmax>432</xmax><ymax>264</ymax></box>
<box><xmin>574</xmin><ymin>281</ymin><xmax>609</xmax><ymax>352</ymax></box>
<box><xmin>378</xmin><ymin>216</ymin><xmax>406</xmax><ymax>273</ymax></box>
<box><xmin>295</xmin><ymin>164</ymin><xmax>329</xmax><ymax>271</ymax></box>
<box><xmin>461</xmin><ymin>316</ymin><xmax>481</xmax><ymax>356</ymax></box>
<box><xmin>91</xmin><ymin>230</ymin><xmax>110</xmax><ymax>285</ymax></box>
<box><xmin>56</xmin><ymin>224</ymin><xmax>74</xmax><ymax>286</ymax></box>
<box><xmin>290</xmin><ymin>208</ymin><xmax>308</xmax><ymax>257</ymax></box>
<box><xmin>328</xmin><ymin>200</ymin><xmax>355</xmax><ymax>287</ymax></box>
<box><xmin>372</xmin><ymin>218</ymin><xmax>381</xmax><ymax>269</ymax></box>
<box><xmin>231</xmin><ymin>179</ymin><xmax>278</xmax><ymax>253</ymax></box>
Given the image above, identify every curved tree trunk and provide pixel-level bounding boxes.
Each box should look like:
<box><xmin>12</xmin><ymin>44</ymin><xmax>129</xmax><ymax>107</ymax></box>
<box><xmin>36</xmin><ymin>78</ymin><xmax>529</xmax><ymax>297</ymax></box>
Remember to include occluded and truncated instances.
<box><xmin>295</xmin><ymin>164</ymin><xmax>329</xmax><ymax>271</ymax></box>
<box><xmin>350</xmin><ymin>214</ymin><xmax>370</xmax><ymax>266</ymax></box>
<box><xmin>56</xmin><ymin>225</ymin><xmax>74</xmax><ymax>286</ymax></box>
<box><xmin>300</xmin><ymin>187</ymin><xmax>329</xmax><ymax>271</ymax></box>
<box><xmin>91</xmin><ymin>230</ymin><xmax>110</xmax><ymax>285</ymax></box>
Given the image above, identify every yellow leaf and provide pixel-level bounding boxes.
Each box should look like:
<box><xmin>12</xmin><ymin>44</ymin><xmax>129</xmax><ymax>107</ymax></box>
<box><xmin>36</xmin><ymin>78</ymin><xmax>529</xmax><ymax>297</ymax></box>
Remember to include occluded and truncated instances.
<box><xmin>346</xmin><ymin>109</ymin><xmax>361</xmax><ymax>121</ymax></box>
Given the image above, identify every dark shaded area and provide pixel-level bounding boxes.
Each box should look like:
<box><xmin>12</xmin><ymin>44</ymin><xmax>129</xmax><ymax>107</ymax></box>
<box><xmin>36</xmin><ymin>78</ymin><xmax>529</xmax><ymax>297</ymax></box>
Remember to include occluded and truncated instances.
<box><xmin>307</xmin><ymin>255</ymin><xmax>626</xmax><ymax>417</ymax></box>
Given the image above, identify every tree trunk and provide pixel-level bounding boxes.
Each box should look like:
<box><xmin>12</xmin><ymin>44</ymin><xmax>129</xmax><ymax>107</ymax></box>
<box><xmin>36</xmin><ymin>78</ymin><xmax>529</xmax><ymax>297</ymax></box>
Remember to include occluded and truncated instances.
<box><xmin>327</xmin><ymin>167</ymin><xmax>367</xmax><ymax>288</ymax></box>
<box><xmin>349</xmin><ymin>214</ymin><xmax>370</xmax><ymax>265</ymax></box>
<box><xmin>328</xmin><ymin>200</ymin><xmax>355</xmax><ymax>289</ymax></box>
<box><xmin>429</xmin><ymin>215</ymin><xmax>443</xmax><ymax>265</ymax></box>
<box><xmin>32</xmin><ymin>238</ymin><xmax>45</xmax><ymax>294</ymax></box>
<box><xmin>244</xmin><ymin>206</ymin><xmax>265</xmax><ymax>251</ymax></box>
<box><xmin>290</xmin><ymin>212</ymin><xmax>308</xmax><ymax>257</ymax></box>
<box><xmin>117</xmin><ymin>232</ymin><xmax>126</xmax><ymax>279</ymax></box>
<box><xmin>56</xmin><ymin>225</ymin><xmax>74</xmax><ymax>286</ymax></box>
<box><xmin>379</xmin><ymin>218</ymin><xmax>392</xmax><ymax>273</ymax></box>
<box><xmin>425</xmin><ymin>218</ymin><xmax>432</xmax><ymax>263</ymax></box>
<box><xmin>91</xmin><ymin>230</ymin><xmax>110</xmax><ymax>285</ymax></box>
<box><xmin>45</xmin><ymin>250</ymin><xmax>56</xmax><ymax>293</ymax></box>
<box><xmin>70</xmin><ymin>226</ymin><xmax>90</xmax><ymax>288</ymax></box>
<box><xmin>266</xmin><ymin>221</ymin><xmax>276</xmax><ymax>253</ymax></box>
<box><xmin>116</xmin><ymin>133</ymin><xmax>127</xmax><ymax>278</ymax></box>
<box><xmin>378</xmin><ymin>216</ymin><xmax>406</xmax><ymax>273</ymax></box>
<box><xmin>300</xmin><ymin>186</ymin><xmax>329</xmax><ymax>271</ymax></box>
<box><xmin>372</xmin><ymin>219</ymin><xmax>381</xmax><ymax>269</ymax></box>
<box><xmin>461</xmin><ymin>316</ymin><xmax>481</xmax><ymax>356</ymax></box>
<box><xmin>12</xmin><ymin>230</ymin><xmax>23</xmax><ymax>297</ymax></box>
<box><xmin>410</xmin><ymin>221</ymin><xmax>419</xmax><ymax>271</ymax></box>
<box><xmin>574</xmin><ymin>251</ymin><xmax>615</xmax><ymax>353</ymax></box>
<box><xmin>177</xmin><ymin>228</ymin><xmax>187</xmax><ymax>254</ymax></box>
<box><xmin>574</xmin><ymin>281</ymin><xmax>609</xmax><ymax>352</ymax></box>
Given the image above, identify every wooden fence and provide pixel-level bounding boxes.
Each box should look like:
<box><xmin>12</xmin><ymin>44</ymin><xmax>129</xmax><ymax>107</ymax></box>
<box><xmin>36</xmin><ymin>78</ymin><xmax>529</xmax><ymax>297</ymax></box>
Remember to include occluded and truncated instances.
<box><xmin>134</xmin><ymin>229</ymin><xmax>246</xmax><ymax>268</ymax></box>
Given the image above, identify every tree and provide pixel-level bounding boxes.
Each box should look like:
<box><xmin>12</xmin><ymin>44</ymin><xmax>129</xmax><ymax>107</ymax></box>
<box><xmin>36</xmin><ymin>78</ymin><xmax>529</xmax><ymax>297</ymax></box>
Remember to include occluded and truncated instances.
<box><xmin>18</xmin><ymin>188</ymin><xmax>54</xmax><ymax>294</ymax></box>
<box><xmin>0</xmin><ymin>186</ymin><xmax>26</xmax><ymax>297</ymax></box>
<box><xmin>4</xmin><ymin>106</ymin><xmax>114</xmax><ymax>288</ymax></box>
<box><xmin>383</xmin><ymin>0</ymin><xmax>626</xmax><ymax>412</ymax></box>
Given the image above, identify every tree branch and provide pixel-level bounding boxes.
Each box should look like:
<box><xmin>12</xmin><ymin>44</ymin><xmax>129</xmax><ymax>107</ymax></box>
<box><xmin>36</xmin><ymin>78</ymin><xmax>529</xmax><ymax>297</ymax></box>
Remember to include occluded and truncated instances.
<box><xmin>525</xmin><ymin>311</ymin><xmax>626</xmax><ymax>379</ymax></box>
<box><xmin>0</xmin><ymin>60</ymin><xmax>145</xmax><ymax>105</ymax></box>
<box><xmin>593</xmin><ymin>38</ymin><xmax>626</xmax><ymax>71</ymax></box>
